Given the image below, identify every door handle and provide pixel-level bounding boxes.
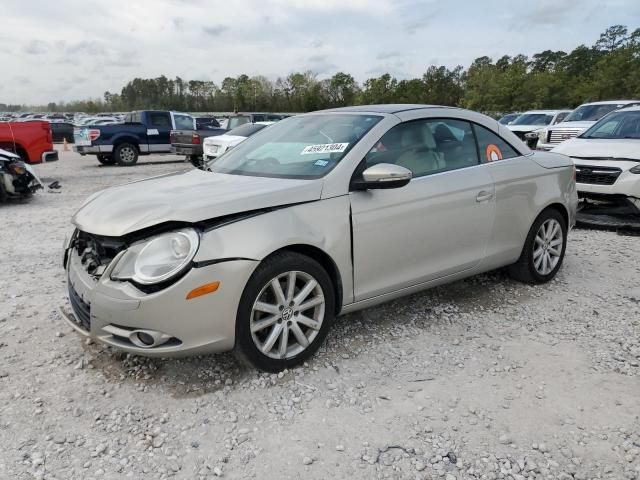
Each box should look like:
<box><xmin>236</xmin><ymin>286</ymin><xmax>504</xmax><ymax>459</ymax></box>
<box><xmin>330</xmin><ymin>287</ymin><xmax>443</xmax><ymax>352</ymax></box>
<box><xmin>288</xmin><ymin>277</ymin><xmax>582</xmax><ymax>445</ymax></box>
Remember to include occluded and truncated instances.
<box><xmin>476</xmin><ymin>191</ymin><xmax>493</xmax><ymax>202</ymax></box>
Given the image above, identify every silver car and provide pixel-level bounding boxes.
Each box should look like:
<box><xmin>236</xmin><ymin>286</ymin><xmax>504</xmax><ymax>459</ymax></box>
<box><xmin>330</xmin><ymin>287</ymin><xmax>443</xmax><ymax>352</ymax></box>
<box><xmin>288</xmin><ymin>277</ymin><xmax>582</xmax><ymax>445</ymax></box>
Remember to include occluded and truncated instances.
<box><xmin>62</xmin><ymin>105</ymin><xmax>578</xmax><ymax>371</ymax></box>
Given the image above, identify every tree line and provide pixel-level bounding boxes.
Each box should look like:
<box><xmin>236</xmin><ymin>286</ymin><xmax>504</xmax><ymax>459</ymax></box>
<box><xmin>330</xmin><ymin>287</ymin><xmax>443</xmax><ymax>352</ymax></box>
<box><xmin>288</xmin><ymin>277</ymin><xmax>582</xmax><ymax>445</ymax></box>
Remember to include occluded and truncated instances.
<box><xmin>6</xmin><ymin>25</ymin><xmax>640</xmax><ymax>115</ymax></box>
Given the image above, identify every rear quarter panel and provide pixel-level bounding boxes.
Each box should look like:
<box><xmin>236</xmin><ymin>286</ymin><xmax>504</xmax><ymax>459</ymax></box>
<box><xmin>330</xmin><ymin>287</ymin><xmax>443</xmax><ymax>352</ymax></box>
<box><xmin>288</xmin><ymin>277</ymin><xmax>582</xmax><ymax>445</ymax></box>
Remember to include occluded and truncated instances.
<box><xmin>93</xmin><ymin>125</ymin><xmax>147</xmax><ymax>147</ymax></box>
<box><xmin>482</xmin><ymin>154</ymin><xmax>576</xmax><ymax>268</ymax></box>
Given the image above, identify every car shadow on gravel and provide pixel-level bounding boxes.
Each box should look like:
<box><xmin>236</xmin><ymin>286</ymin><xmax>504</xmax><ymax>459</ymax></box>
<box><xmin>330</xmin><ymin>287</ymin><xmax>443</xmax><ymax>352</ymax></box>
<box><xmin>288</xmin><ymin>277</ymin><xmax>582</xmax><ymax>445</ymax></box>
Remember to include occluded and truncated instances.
<box><xmin>83</xmin><ymin>269</ymin><xmax>528</xmax><ymax>398</ymax></box>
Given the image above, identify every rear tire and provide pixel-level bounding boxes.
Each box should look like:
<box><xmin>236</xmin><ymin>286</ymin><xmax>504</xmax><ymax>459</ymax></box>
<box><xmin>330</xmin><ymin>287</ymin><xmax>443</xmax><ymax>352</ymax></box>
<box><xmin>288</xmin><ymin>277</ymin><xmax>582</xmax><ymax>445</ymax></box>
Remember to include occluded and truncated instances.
<box><xmin>0</xmin><ymin>179</ymin><xmax>7</xmax><ymax>202</ymax></box>
<box><xmin>189</xmin><ymin>155</ymin><xmax>203</xmax><ymax>168</ymax></box>
<box><xmin>97</xmin><ymin>154</ymin><xmax>116</xmax><ymax>165</ymax></box>
<box><xmin>114</xmin><ymin>143</ymin><xmax>138</xmax><ymax>166</ymax></box>
<box><xmin>508</xmin><ymin>208</ymin><xmax>567</xmax><ymax>284</ymax></box>
<box><xmin>235</xmin><ymin>252</ymin><xmax>335</xmax><ymax>372</ymax></box>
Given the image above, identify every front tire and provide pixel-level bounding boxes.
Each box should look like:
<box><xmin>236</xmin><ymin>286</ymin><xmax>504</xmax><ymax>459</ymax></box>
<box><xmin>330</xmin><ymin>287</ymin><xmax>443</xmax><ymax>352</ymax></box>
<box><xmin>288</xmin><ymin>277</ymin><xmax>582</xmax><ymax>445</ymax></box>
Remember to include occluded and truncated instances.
<box><xmin>114</xmin><ymin>143</ymin><xmax>138</xmax><ymax>166</ymax></box>
<box><xmin>508</xmin><ymin>208</ymin><xmax>567</xmax><ymax>284</ymax></box>
<box><xmin>0</xmin><ymin>179</ymin><xmax>7</xmax><ymax>202</ymax></box>
<box><xmin>235</xmin><ymin>252</ymin><xmax>335</xmax><ymax>372</ymax></box>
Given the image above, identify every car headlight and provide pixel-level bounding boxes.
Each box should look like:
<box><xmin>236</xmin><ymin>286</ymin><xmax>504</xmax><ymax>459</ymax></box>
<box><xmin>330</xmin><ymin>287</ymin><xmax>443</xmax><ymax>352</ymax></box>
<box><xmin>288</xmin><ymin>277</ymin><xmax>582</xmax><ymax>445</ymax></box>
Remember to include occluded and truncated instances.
<box><xmin>630</xmin><ymin>164</ymin><xmax>640</xmax><ymax>174</ymax></box>
<box><xmin>110</xmin><ymin>229</ymin><xmax>199</xmax><ymax>285</ymax></box>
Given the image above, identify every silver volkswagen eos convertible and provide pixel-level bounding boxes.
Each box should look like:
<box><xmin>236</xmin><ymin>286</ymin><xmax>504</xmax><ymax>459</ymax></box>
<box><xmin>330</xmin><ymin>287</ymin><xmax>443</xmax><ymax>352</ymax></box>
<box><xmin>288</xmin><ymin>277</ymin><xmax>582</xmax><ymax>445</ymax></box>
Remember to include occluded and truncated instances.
<box><xmin>63</xmin><ymin>105</ymin><xmax>578</xmax><ymax>371</ymax></box>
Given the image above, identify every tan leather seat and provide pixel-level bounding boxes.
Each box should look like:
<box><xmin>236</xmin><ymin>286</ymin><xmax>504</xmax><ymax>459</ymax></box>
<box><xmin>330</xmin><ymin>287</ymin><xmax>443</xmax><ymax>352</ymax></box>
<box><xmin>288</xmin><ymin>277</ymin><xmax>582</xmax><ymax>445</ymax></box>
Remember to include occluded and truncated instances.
<box><xmin>395</xmin><ymin>123</ymin><xmax>443</xmax><ymax>177</ymax></box>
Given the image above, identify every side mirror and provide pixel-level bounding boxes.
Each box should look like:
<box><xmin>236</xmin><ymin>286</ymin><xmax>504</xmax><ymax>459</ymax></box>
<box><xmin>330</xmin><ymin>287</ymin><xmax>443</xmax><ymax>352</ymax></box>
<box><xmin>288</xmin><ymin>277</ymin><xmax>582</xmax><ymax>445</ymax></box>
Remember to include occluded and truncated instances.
<box><xmin>352</xmin><ymin>163</ymin><xmax>412</xmax><ymax>190</ymax></box>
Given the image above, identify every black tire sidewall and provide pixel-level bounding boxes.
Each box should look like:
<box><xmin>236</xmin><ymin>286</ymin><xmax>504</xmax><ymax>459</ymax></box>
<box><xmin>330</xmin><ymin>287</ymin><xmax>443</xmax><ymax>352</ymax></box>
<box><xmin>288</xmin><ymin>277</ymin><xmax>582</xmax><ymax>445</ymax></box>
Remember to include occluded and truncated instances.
<box><xmin>236</xmin><ymin>252</ymin><xmax>335</xmax><ymax>372</ymax></box>
<box><xmin>97</xmin><ymin>155</ymin><xmax>115</xmax><ymax>165</ymax></box>
<box><xmin>189</xmin><ymin>155</ymin><xmax>203</xmax><ymax>168</ymax></box>
<box><xmin>524</xmin><ymin>209</ymin><xmax>567</xmax><ymax>283</ymax></box>
<box><xmin>0</xmin><ymin>179</ymin><xmax>7</xmax><ymax>202</ymax></box>
<box><xmin>115</xmin><ymin>143</ymin><xmax>138</xmax><ymax>166</ymax></box>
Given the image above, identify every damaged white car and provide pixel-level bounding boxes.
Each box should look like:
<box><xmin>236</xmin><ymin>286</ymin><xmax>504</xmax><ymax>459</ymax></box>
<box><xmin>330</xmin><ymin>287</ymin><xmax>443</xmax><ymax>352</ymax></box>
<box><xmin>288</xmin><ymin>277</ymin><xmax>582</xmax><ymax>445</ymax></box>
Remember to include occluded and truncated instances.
<box><xmin>553</xmin><ymin>106</ymin><xmax>640</xmax><ymax>212</ymax></box>
<box><xmin>0</xmin><ymin>148</ymin><xmax>44</xmax><ymax>202</ymax></box>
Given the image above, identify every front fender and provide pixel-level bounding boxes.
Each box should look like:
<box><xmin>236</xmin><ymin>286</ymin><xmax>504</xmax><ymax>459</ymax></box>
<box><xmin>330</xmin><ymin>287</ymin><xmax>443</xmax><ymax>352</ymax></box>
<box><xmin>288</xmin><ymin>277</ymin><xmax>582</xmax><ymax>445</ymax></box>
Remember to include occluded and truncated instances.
<box><xmin>194</xmin><ymin>196</ymin><xmax>354</xmax><ymax>304</ymax></box>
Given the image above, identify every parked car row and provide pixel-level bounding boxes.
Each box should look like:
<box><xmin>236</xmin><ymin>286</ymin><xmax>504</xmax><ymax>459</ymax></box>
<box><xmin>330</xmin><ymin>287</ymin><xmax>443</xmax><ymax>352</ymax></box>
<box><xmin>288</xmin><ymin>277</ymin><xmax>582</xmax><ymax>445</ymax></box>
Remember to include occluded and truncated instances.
<box><xmin>499</xmin><ymin>100</ymin><xmax>640</xmax><ymax>150</ymax></box>
<box><xmin>500</xmin><ymin>100</ymin><xmax>640</xmax><ymax>216</ymax></box>
<box><xmin>170</xmin><ymin>113</ymin><xmax>288</xmax><ymax>167</ymax></box>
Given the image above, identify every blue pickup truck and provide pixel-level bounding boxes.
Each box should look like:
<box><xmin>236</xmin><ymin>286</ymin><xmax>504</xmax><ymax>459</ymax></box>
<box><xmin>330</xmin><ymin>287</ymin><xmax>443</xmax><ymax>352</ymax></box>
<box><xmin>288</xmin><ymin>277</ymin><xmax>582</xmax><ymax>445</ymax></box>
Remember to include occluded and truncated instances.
<box><xmin>73</xmin><ymin>110</ymin><xmax>195</xmax><ymax>166</ymax></box>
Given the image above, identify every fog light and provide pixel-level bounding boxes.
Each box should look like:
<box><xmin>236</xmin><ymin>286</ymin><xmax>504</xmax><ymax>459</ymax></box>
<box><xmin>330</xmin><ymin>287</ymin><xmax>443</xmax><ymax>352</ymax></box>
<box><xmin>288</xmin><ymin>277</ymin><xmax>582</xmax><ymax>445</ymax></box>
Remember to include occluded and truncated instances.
<box><xmin>136</xmin><ymin>331</ymin><xmax>155</xmax><ymax>346</ymax></box>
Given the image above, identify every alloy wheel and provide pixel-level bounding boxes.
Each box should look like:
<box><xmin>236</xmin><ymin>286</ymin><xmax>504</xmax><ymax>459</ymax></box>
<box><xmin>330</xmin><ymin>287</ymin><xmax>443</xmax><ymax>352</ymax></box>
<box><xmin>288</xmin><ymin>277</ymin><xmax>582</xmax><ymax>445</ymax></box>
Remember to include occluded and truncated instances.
<box><xmin>120</xmin><ymin>147</ymin><xmax>135</xmax><ymax>163</ymax></box>
<box><xmin>533</xmin><ymin>218</ymin><xmax>563</xmax><ymax>275</ymax></box>
<box><xmin>250</xmin><ymin>271</ymin><xmax>325</xmax><ymax>359</ymax></box>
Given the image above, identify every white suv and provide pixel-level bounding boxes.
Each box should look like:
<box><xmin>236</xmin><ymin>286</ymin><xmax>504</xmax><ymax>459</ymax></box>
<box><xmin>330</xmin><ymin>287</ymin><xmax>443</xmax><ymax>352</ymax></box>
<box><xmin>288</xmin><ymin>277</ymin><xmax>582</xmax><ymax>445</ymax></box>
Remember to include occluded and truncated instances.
<box><xmin>552</xmin><ymin>106</ymin><xmax>640</xmax><ymax>213</ymax></box>
<box><xmin>537</xmin><ymin>100</ymin><xmax>640</xmax><ymax>151</ymax></box>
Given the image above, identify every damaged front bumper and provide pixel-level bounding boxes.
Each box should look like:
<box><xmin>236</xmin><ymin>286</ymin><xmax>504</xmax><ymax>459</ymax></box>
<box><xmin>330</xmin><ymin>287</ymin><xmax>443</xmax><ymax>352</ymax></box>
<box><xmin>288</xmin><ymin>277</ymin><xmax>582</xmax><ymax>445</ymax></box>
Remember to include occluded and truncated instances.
<box><xmin>62</xmin><ymin>244</ymin><xmax>258</xmax><ymax>357</ymax></box>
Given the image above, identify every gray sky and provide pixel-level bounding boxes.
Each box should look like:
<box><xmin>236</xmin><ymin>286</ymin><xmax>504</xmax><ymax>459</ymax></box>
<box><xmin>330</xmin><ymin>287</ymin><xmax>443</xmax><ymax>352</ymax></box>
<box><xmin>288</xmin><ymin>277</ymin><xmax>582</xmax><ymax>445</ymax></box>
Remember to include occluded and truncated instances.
<box><xmin>1</xmin><ymin>0</ymin><xmax>639</xmax><ymax>105</ymax></box>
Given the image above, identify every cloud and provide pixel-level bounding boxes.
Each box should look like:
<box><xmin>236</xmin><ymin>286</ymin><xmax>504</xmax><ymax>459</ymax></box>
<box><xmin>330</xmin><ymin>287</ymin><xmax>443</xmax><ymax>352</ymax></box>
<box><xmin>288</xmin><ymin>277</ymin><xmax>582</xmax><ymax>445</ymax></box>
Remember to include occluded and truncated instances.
<box><xmin>65</xmin><ymin>41</ymin><xmax>107</xmax><ymax>56</ymax></box>
<box><xmin>172</xmin><ymin>17</ymin><xmax>184</xmax><ymax>31</ymax></box>
<box><xmin>376</xmin><ymin>51</ymin><xmax>402</xmax><ymax>60</ymax></box>
<box><xmin>1</xmin><ymin>0</ymin><xmax>639</xmax><ymax>104</ymax></box>
<box><xmin>508</xmin><ymin>0</ymin><xmax>582</xmax><ymax>30</ymax></box>
<box><xmin>24</xmin><ymin>40</ymin><xmax>49</xmax><ymax>55</ymax></box>
<box><xmin>202</xmin><ymin>25</ymin><xmax>228</xmax><ymax>37</ymax></box>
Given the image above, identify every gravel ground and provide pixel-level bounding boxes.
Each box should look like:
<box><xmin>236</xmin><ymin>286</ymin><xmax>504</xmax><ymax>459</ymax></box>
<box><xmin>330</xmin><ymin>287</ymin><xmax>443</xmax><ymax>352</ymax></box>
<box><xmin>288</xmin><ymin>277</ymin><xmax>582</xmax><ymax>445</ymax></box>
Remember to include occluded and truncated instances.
<box><xmin>1</xmin><ymin>151</ymin><xmax>639</xmax><ymax>480</ymax></box>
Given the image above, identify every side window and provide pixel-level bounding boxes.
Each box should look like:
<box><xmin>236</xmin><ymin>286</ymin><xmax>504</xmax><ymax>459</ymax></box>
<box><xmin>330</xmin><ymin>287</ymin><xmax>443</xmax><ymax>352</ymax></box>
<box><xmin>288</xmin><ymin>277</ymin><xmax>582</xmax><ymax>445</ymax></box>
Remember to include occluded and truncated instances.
<box><xmin>474</xmin><ymin>125</ymin><xmax>519</xmax><ymax>163</ymax></box>
<box><xmin>364</xmin><ymin>119</ymin><xmax>479</xmax><ymax>178</ymax></box>
<box><xmin>148</xmin><ymin>112</ymin><xmax>171</xmax><ymax>128</ymax></box>
<box><xmin>174</xmin><ymin>114</ymin><xmax>194</xmax><ymax>130</ymax></box>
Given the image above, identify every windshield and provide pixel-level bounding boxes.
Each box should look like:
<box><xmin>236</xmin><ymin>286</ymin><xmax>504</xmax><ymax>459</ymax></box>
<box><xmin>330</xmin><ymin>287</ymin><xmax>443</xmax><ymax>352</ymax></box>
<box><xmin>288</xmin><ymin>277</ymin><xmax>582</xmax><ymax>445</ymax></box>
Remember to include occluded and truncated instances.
<box><xmin>564</xmin><ymin>104</ymin><xmax>626</xmax><ymax>122</ymax></box>
<box><xmin>581</xmin><ymin>110</ymin><xmax>640</xmax><ymax>139</ymax></box>
<box><xmin>498</xmin><ymin>113</ymin><xmax>520</xmax><ymax>125</ymax></box>
<box><xmin>511</xmin><ymin>113</ymin><xmax>553</xmax><ymax>126</ymax></box>
<box><xmin>226</xmin><ymin>123</ymin><xmax>268</xmax><ymax>137</ymax></box>
<box><xmin>208</xmin><ymin>114</ymin><xmax>382</xmax><ymax>179</ymax></box>
<box><xmin>227</xmin><ymin>116</ymin><xmax>250</xmax><ymax>130</ymax></box>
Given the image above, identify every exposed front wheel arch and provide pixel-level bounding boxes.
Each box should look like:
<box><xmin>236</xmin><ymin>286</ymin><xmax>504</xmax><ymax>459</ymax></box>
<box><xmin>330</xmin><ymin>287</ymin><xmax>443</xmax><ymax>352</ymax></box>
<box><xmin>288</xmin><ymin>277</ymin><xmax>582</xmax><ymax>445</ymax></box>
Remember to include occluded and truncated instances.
<box><xmin>234</xmin><ymin>251</ymin><xmax>336</xmax><ymax>372</ymax></box>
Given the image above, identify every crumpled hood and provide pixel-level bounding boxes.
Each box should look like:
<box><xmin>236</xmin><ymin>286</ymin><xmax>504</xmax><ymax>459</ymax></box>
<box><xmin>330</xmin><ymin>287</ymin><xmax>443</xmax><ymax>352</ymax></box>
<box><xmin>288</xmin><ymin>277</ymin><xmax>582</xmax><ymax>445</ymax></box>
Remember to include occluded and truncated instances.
<box><xmin>552</xmin><ymin>138</ymin><xmax>640</xmax><ymax>162</ymax></box>
<box><xmin>73</xmin><ymin>169</ymin><xmax>324</xmax><ymax>237</ymax></box>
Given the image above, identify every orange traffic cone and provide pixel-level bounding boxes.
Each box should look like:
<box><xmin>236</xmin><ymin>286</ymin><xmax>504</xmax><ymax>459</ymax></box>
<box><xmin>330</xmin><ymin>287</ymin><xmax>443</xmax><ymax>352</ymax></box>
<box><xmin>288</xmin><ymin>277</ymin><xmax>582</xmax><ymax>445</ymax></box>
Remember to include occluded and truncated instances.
<box><xmin>63</xmin><ymin>138</ymin><xmax>69</xmax><ymax>151</ymax></box>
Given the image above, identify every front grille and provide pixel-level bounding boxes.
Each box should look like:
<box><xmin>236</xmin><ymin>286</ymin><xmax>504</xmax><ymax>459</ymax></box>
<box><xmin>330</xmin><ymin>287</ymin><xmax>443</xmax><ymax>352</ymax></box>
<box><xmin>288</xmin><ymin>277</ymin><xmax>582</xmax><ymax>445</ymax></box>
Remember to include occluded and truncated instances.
<box><xmin>574</xmin><ymin>164</ymin><xmax>622</xmax><ymax>185</ymax></box>
<box><xmin>548</xmin><ymin>128</ymin><xmax>583</xmax><ymax>144</ymax></box>
<box><xmin>68</xmin><ymin>282</ymin><xmax>91</xmax><ymax>331</ymax></box>
<box><xmin>73</xmin><ymin>230</ymin><xmax>126</xmax><ymax>278</ymax></box>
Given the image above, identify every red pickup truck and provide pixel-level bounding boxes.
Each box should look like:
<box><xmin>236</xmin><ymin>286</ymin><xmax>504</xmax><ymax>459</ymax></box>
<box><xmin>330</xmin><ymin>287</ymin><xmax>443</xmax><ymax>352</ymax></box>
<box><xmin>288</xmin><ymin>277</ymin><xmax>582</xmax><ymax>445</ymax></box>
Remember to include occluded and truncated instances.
<box><xmin>0</xmin><ymin>121</ymin><xmax>58</xmax><ymax>164</ymax></box>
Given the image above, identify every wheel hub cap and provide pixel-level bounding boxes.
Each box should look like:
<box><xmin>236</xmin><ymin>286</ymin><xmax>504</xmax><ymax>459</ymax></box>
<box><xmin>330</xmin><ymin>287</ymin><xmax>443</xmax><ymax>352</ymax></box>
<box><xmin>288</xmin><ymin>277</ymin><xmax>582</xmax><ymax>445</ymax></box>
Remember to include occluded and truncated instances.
<box><xmin>250</xmin><ymin>271</ymin><xmax>325</xmax><ymax>360</ymax></box>
<box><xmin>533</xmin><ymin>218</ymin><xmax>563</xmax><ymax>276</ymax></box>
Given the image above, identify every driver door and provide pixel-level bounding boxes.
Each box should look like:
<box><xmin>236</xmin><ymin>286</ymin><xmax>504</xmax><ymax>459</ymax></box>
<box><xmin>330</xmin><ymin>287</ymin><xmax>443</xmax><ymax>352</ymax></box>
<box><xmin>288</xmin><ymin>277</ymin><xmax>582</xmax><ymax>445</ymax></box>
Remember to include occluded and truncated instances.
<box><xmin>349</xmin><ymin>118</ymin><xmax>495</xmax><ymax>301</ymax></box>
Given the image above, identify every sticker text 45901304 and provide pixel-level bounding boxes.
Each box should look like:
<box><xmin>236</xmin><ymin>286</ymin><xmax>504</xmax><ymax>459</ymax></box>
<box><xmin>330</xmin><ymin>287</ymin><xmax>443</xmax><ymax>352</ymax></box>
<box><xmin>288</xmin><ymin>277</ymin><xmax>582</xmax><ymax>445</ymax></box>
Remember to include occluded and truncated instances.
<box><xmin>301</xmin><ymin>143</ymin><xmax>349</xmax><ymax>155</ymax></box>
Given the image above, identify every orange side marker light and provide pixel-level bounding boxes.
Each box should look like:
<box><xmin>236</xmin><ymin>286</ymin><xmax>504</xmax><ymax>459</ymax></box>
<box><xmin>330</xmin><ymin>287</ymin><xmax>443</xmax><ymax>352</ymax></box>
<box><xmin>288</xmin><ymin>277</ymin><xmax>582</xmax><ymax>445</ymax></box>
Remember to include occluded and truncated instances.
<box><xmin>186</xmin><ymin>282</ymin><xmax>220</xmax><ymax>300</ymax></box>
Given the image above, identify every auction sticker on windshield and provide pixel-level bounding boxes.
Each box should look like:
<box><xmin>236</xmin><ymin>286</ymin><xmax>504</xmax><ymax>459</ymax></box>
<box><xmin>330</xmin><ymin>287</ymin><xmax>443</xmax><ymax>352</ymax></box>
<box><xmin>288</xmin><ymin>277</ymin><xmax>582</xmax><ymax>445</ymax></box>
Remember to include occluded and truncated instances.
<box><xmin>301</xmin><ymin>143</ymin><xmax>349</xmax><ymax>155</ymax></box>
